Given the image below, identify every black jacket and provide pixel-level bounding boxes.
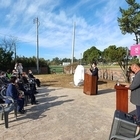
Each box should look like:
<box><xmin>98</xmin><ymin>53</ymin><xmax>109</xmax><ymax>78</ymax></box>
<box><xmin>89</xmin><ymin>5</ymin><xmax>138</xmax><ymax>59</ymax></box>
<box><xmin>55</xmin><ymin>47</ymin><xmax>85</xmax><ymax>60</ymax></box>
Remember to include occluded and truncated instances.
<box><xmin>90</xmin><ymin>67</ymin><xmax>99</xmax><ymax>80</ymax></box>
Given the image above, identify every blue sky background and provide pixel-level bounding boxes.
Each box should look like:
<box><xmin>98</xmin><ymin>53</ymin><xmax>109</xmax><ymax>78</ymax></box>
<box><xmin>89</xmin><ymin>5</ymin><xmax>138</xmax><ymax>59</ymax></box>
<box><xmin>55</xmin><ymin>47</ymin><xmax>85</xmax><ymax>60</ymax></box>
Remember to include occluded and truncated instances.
<box><xmin>0</xmin><ymin>0</ymin><xmax>140</xmax><ymax>60</ymax></box>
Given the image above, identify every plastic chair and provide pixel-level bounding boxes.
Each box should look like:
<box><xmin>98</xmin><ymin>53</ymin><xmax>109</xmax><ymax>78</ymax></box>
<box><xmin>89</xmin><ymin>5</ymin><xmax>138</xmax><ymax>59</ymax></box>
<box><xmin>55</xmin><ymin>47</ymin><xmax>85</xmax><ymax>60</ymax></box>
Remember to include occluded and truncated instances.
<box><xmin>0</xmin><ymin>86</ymin><xmax>7</xmax><ymax>101</ymax></box>
<box><xmin>0</xmin><ymin>97</ymin><xmax>17</xmax><ymax>128</ymax></box>
<box><xmin>0</xmin><ymin>87</ymin><xmax>17</xmax><ymax>118</ymax></box>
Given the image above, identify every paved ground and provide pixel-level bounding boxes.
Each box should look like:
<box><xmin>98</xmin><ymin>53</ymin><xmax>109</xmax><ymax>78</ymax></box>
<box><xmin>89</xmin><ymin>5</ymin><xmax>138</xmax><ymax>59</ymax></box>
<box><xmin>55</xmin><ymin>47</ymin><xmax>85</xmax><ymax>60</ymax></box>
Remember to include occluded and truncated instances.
<box><xmin>0</xmin><ymin>86</ymin><xmax>136</xmax><ymax>140</ymax></box>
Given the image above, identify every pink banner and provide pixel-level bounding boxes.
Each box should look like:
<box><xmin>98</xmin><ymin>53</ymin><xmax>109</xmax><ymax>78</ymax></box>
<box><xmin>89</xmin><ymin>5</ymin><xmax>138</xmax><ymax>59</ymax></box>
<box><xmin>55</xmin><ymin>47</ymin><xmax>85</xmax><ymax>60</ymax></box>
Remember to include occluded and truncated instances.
<box><xmin>130</xmin><ymin>45</ymin><xmax>140</xmax><ymax>56</ymax></box>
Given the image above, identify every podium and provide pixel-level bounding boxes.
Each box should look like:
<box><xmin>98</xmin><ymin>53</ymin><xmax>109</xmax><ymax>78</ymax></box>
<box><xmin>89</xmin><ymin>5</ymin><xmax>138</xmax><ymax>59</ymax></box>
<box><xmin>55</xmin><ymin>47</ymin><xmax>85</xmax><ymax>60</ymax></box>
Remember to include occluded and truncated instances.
<box><xmin>83</xmin><ymin>73</ymin><xmax>97</xmax><ymax>95</ymax></box>
<box><xmin>114</xmin><ymin>84</ymin><xmax>129</xmax><ymax>113</ymax></box>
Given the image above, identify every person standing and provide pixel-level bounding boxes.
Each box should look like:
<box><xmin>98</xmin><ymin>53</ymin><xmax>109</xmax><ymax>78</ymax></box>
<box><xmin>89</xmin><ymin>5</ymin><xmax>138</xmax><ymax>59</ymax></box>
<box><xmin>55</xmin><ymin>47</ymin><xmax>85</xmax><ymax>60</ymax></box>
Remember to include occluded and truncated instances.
<box><xmin>89</xmin><ymin>62</ymin><xmax>99</xmax><ymax>94</ymax></box>
<box><xmin>14</xmin><ymin>62</ymin><xmax>18</xmax><ymax>71</ymax></box>
<box><xmin>18</xmin><ymin>63</ymin><xmax>23</xmax><ymax>78</ymax></box>
<box><xmin>126</xmin><ymin>63</ymin><xmax>140</xmax><ymax>125</ymax></box>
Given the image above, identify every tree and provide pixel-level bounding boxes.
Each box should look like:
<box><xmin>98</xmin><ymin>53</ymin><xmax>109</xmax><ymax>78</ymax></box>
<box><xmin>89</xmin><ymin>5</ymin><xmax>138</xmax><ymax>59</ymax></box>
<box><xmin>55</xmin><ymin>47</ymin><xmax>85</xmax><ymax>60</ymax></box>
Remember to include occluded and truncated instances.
<box><xmin>39</xmin><ymin>58</ymin><xmax>48</xmax><ymax>67</ymax></box>
<box><xmin>103</xmin><ymin>45</ymin><xmax>126</xmax><ymax>62</ymax></box>
<box><xmin>0</xmin><ymin>47</ymin><xmax>14</xmax><ymax>71</ymax></box>
<box><xmin>61</xmin><ymin>58</ymin><xmax>71</xmax><ymax>63</ymax></box>
<box><xmin>118</xmin><ymin>0</ymin><xmax>140</xmax><ymax>44</ymax></box>
<box><xmin>103</xmin><ymin>45</ymin><xmax>118</xmax><ymax>63</ymax></box>
<box><xmin>51</xmin><ymin>57</ymin><xmax>61</xmax><ymax>65</ymax></box>
<box><xmin>83</xmin><ymin>46</ymin><xmax>101</xmax><ymax>64</ymax></box>
<box><xmin>103</xmin><ymin>45</ymin><xmax>130</xmax><ymax>82</ymax></box>
<box><xmin>1</xmin><ymin>37</ymin><xmax>18</xmax><ymax>60</ymax></box>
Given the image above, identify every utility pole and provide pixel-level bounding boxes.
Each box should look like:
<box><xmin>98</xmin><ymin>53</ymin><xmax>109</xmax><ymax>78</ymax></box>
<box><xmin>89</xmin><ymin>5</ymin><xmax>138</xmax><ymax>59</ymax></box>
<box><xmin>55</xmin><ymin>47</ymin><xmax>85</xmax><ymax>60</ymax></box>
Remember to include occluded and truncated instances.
<box><xmin>80</xmin><ymin>53</ymin><xmax>82</xmax><ymax>65</ymax></box>
<box><xmin>33</xmin><ymin>17</ymin><xmax>40</xmax><ymax>74</ymax></box>
<box><xmin>14</xmin><ymin>43</ymin><xmax>17</xmax><ymax>63</ymax></box>
<box><xmin>71</xmin><ymin>22</ymin><xmax>76</xmax><ymax>74</ymax></box>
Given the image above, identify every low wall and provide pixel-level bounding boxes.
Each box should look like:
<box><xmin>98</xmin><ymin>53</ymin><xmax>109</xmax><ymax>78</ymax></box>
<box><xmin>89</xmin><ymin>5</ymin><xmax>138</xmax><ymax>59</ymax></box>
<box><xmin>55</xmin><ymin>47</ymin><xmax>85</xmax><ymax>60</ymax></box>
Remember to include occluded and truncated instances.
<box><xmin>98</xmin><ymin>68</ymin><xmax>134</xmax><ymax>82</ymax></box>
<box><xmin>99</xmin><ymin>69</ymin><xmax>125</xmax><ymax>82</ymax></box>
<box><xmin>23</xmin><ymin>67</ymin><xmax>49</xmax><ymax>74</ymax></box>
<box><xmin>84</xmin><ymin>68</ymin><xmax>133</xmax><ymax>83</ymax></box>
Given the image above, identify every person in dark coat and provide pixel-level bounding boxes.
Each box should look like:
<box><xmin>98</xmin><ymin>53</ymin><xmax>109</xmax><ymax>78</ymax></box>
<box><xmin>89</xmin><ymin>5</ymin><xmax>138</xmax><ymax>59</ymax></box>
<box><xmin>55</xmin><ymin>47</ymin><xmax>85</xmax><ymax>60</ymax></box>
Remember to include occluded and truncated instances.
<box><xmin>5</xmin><ymin>76</ymin><xmax>25</xmax><ymax>114</ymax></box>
<box><xmin>17</xmin><ymin>81</ymin><xmax>38</xmax><ymax>105</ymax></box>
<box><xmin>89</xmin><ymin>62</ymin><xmax>99</xmax><ymax>94</ymax></box>
<box><xmin>126</xmin><ymin>63</ymin><xmax>140</xmax><ymax>125</ymax></box>
<box><xmin>28</xmin><ymin>70</ymin><xmax>41</xmax><ymax>87</ymax></box>
<box><xmin>21</xmin><ymin>72</ymin><xmax>38</xmax><ymax>94</ymax></box>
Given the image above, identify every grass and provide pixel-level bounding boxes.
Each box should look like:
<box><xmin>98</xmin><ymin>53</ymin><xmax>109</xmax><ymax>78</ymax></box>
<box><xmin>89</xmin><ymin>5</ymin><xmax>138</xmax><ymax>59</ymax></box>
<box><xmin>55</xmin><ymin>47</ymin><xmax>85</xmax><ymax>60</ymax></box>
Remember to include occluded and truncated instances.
<box><xmin>35</xmin><ymin>73</ymin><xmax>117</xmax><ymax>89</ymax></box>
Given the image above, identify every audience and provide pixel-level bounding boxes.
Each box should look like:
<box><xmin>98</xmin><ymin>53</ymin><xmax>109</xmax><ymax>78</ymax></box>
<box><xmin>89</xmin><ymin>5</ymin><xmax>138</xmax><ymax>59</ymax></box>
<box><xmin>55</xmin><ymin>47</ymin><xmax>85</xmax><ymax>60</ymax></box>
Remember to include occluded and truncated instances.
<box><xmin>0</xmin><ymin>63</ymin><xmax>40</xmax><ymax>116</ymax></box>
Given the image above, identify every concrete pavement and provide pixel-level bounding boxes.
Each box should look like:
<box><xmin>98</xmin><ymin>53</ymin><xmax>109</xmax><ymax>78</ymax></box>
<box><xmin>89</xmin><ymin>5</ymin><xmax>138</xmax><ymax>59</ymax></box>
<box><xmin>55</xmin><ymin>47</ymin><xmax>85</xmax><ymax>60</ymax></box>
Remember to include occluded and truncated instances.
<box><xmin>0</xmin><ymin>86</ymin><xmax>136</xmax><ymax>140</ymax></box>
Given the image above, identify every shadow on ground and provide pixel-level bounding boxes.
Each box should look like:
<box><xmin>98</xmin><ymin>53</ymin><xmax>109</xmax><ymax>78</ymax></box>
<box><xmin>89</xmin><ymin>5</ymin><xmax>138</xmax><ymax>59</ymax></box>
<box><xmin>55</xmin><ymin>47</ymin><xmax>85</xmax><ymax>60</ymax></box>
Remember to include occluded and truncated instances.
<box><xmin>41</xmin><ymin>81</ymin><xmax>58</xmax><ymax>86</ymax></box>
<box><xmin>98</xmin><ymin>80</ymin><xmax>107</xmax><ymax>85</ymax></box>
<box><xmin>7</xmin><ymin>90</ymin><xmax>74</xmax><ymax>128</ymax></box>
<box><xmin>98</xmin><ymin>89</ymin><xmax>115</xmax><ymax>95</ymax></box>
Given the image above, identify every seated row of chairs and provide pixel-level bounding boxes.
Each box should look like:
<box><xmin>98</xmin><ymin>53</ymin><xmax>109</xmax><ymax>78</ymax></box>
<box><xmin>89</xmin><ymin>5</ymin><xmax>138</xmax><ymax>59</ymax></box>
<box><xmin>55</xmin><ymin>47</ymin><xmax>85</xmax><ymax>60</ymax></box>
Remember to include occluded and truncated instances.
<box><xmin>0</xmin><ymin>72</ymin><xmax>40</xmax><ymax>128</ymax></box>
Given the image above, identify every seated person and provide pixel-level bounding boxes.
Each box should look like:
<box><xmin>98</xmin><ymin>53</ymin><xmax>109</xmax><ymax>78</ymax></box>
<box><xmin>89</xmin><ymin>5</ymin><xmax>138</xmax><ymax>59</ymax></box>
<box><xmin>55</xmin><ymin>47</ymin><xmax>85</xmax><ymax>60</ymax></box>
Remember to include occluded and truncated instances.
<box><xmin>0</xmin><ymin>71</ymin><xmax>10</xmax><ymax>84</ymax></box>
<box><xmin>28</xmin><ymin>70</ymin><xmax>41</xmax><ymax>87</ymax></box>
<box><xmin>5</xmin><ymin>76</ymin><xmax>25</xmax><ymax>114</ymax></box>
<box><xmin>21</xmin><ymin>72</ymin><xmax>38</xmax><ymax>94</ymax></box>
<box><xmin>17</xmin><ymin>80</ymin><xmax>38</xmax><ymax>105</ymax></box>
<box><xmin>11</xmin><ymin>69</ymin><xmax>19</xmax><ymax>78</ymax></box>
<box><xmin>0</xmin><ymin>77</ymin><xmax>6</xmax><ymax>87</ymax></box>
<box><xmin>6</xmin><ymin>69</ymin><xmax>12</xmax><ymax>80</ymax></box>
<box><xmin>21</xmin><ymin>72</ymin><xmax>29</xmax><ymax>84</ymax></box>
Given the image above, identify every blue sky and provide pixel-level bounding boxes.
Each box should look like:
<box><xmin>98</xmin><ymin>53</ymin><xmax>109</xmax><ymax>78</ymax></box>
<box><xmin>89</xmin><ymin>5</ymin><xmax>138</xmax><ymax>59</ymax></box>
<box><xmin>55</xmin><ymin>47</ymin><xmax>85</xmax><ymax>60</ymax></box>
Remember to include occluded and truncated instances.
<box><xmin>0</xmin><ymin>0</ymin><xmax>140</xmax><ymax>60</ymax></box>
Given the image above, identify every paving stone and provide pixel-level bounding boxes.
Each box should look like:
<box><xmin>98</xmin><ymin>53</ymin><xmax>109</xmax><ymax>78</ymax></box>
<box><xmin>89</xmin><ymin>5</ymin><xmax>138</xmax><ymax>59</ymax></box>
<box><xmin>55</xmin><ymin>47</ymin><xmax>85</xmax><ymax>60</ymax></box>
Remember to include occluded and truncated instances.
<box><xmin>0</xmin><ymin>86</ymin><xmax>135</xmax><ymax>140</ymax></box>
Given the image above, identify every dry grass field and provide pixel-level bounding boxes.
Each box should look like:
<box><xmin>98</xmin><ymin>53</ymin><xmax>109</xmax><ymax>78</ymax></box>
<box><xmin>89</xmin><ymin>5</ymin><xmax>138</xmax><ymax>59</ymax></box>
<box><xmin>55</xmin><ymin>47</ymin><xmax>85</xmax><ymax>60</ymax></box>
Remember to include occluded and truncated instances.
<box><xmin>35</xmin><ymin>74</ymin><xmax>118</xmax><ymax>90</ymax></box>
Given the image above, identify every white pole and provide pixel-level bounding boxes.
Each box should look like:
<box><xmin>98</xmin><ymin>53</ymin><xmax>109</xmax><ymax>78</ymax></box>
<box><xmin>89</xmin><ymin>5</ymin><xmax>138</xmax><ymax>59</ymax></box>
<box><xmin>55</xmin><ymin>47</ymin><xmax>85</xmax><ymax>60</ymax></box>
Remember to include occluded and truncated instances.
<box><xmin>36</xmin><ymin>17</ymin><xmax>39</xmax><ymax>74</ymax></box>
<box><xmin>71</xmin><ymin>22</ymin><xmax>76</xmax><ymax>74</ymax></box>
<box><xmin>33</xmin><ymin>17</ymin><xmax>40</xmax><ymax>74</ymax></box>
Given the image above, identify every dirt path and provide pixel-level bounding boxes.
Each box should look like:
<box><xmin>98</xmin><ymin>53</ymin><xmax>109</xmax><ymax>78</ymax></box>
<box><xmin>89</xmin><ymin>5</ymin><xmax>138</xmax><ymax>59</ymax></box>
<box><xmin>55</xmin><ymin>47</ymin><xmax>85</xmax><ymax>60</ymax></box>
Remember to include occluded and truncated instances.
<box><xmin>36</xmin><ymin>74</ymin><xmax>118</xmax><ymax>89</ymax></box>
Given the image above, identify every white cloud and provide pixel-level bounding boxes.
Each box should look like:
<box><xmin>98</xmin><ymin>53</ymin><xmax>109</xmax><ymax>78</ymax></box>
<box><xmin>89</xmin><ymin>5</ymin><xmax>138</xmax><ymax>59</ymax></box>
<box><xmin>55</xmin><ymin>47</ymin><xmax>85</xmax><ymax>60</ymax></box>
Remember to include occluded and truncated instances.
<box><xmin>0</xmin><ymin>0</ymin><xmax>11</xmax><ymax>8</ymax></box>
<box><xmin>0</xmin><ymin>0</ymin><xmax>139</xmax><ymax>60</ymax></box>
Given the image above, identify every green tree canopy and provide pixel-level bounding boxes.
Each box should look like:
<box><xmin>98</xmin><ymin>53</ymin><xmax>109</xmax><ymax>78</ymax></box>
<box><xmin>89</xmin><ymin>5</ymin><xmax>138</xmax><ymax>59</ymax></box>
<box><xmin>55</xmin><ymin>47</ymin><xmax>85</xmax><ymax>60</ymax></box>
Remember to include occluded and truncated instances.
<box><xmin>0</xmin><ymin>47</ymin><xmax>14</xmax><ymax>71</ymax></box>
<box><xmin>83</xmin><ymin>46</ymin><xmax>101</xmax><ymax>64</ymax></box>
<box><xmin>118</xmin><ymin>0</ymin><xmax>140</xmax><ymax>44</ymax></box>
<box><xmin>102</xmin><ymin>45</ymin><xmax>131</xmax><ymax>82</ymax></box>
<box><xmin>103</xmin><ymin>45</ymin><xmax>127</xmax><ymax>62</ymax></box>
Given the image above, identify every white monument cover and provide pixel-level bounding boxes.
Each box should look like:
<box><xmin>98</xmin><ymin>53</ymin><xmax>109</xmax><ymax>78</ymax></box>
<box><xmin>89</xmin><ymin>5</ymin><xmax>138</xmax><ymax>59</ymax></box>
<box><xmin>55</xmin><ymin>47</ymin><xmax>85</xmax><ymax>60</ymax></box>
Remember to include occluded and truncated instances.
<box><xmin>74</xmin><ymin>65</ymin><xmax>84</xmax><ymax>86</ymax></box>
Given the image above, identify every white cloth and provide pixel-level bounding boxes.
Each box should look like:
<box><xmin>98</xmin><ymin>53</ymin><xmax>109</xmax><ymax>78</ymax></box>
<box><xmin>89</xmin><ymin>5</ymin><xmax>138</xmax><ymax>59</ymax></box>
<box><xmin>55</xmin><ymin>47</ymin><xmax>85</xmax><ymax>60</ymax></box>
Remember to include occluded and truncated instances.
<box><xmin>74</xmin><ymin>65</ymin><xmax>84</xmax><ymax>86</ymax></box>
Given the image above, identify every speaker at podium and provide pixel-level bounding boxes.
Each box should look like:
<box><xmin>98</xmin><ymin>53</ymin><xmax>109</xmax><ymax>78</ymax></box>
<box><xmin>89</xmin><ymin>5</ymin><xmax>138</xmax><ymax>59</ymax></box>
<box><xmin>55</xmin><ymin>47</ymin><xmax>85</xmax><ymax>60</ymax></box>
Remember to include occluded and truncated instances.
<box><xmin>83</xmin><ymin>73</ymin><xmax>97</xmax><ymax>95</ymax></box>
